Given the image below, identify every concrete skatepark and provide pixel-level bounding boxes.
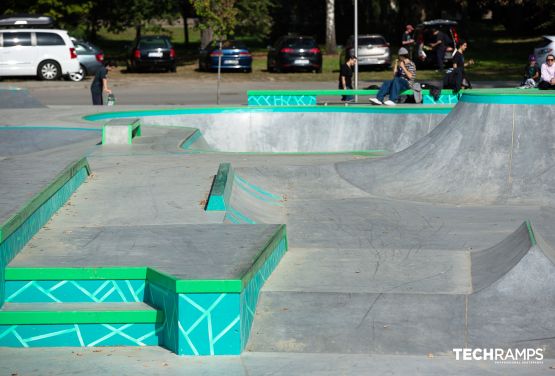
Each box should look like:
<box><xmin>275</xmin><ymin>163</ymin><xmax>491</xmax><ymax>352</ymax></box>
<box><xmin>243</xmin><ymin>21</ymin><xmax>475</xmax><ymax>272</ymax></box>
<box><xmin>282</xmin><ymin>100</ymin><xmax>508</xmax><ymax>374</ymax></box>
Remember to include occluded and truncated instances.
<box><xmin>0</xmin><ymin>87</ymin><xmax>555</xmax><ymax>374</ymax></box>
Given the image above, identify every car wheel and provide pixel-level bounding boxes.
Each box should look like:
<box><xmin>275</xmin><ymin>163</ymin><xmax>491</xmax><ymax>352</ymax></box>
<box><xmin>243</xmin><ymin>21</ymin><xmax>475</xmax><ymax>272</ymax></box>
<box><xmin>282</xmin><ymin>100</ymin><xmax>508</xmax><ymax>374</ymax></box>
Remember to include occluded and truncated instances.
<box><xmin>68</xmin><ymin>65</ymin><xmax>85</xmax><ymax>82</ymax></box>
<box><xmin>244</xmin><ymin>68</ymin><xmax>252</xmax><ymax>73</ymax></box>
<box><xmin>126</xmin><ymin>64</ymin><xmax>134</xmax><ymax>73</ymax></box>
<box><xmin>38</xmin><ymin>60</ymin><xmax>61</xmax><ymax>81</ymax></box>
<box><xmin>170</xmin><ymin>65</ymin><xmax>177</xmax><ymax>73</ymax></box>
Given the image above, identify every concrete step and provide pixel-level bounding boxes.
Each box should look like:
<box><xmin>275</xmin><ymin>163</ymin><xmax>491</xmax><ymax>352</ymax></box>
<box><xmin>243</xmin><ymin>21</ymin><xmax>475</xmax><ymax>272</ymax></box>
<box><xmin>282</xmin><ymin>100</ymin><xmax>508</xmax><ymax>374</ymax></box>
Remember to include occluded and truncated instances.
<box><xmin>0</xmin><ymin>302</ymin><xmax>164</xmax><ymax>348</ymax></box>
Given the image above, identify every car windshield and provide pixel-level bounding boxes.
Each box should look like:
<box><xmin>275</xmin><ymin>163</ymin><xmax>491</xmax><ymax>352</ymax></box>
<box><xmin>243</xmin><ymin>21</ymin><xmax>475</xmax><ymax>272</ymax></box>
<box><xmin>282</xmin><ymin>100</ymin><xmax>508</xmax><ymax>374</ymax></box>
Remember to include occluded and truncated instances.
<box><xmin>139</xmin><ymin>38</ymin><xmax>170</xmax><ymax>49</ymax></box>
<box><xmin>209</xmin><ymin>41</ymin><xmax>247</xmax><ymax>50</ymax></box>
<box><xmin>358</xmin><ymin>37</ymin><xmax>386</xmax><ymax>46</ymax></box>
<box><xmin>537</xmin><ymin>37</ymin><xmax>554</xmax><ymax>48</ymax></box>
<box><xmin>284</xmin><ymin>38</ymin><xmax>317</xmax><ymax>48</ymax></box>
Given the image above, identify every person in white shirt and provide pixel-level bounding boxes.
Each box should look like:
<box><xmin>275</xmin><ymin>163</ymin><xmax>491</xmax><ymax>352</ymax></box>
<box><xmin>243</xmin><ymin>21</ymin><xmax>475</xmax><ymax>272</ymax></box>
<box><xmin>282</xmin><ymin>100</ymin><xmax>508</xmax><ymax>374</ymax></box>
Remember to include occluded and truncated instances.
<box><xmin>538</xmin><ymin>54</ymin><xmax>555</xmax><ymax>90</ymax></box>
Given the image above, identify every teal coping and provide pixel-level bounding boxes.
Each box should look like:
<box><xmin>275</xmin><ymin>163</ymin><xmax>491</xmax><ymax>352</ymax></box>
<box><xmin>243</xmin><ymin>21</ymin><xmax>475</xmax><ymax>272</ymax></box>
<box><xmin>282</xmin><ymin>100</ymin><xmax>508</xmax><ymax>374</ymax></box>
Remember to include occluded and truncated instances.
<box><xmin>0</xmin><ymin>126</ymin><xmax>101</xmax><ymax>132</ymax></box>
<box><xmin>5</xmin><ymin>224</ymin><xmax>287</xmax><ymax>294</ymax></box>
<box><xmin>0</xmin><ymin>308</ymin><xmax>164</xmax><ymax>325</ymax></box>
<box><xmin>83</xmin><ymin>105</ymin><xmax>451</xmax><ymax>122</ymax></box>
<box><xmin>247</xmin><ymin>89</ymin><xmax>454</xmax><ymax>96</ymax></box>
<box><xmin>0</xmin><ymin>158</ymin><xmax>91</xmax><ymax>244</ymax></box>
<box><xmin>460</xmin><ymin>91</ymin><xmax>555</xmax><ymax>105</ymax></box>
<box><xmin>205</xmin><ymin>163</ymin><xmax>234</xmax><ymax>211</ymax></box>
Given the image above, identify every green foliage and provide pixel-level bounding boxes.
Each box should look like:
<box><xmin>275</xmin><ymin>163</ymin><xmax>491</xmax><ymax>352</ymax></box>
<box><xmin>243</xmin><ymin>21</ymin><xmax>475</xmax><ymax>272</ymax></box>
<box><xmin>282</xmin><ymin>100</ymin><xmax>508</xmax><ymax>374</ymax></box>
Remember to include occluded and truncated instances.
<box><xmin>235</xmin><ymin>0</ymin><xmax>274</xmax><ymax>41</ymax></box>
<box><xmin>192</xmin><ymin>0</ymin><xmax>238</xmax><ymax>39</ymax></box>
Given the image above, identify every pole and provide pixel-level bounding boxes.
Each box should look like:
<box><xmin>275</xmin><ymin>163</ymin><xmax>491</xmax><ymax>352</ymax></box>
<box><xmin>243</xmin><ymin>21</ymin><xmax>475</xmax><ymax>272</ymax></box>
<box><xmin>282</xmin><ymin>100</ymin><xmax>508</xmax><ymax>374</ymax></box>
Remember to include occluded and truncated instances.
<box><xmin>217</xmin><ymin>39</ymin><xmax>222</xmax><ymax>105</ymax></box>
<box><xmin>354</xmin><ymin>0</ymin><xmax>358</xmax><ymax>102</ymax></box>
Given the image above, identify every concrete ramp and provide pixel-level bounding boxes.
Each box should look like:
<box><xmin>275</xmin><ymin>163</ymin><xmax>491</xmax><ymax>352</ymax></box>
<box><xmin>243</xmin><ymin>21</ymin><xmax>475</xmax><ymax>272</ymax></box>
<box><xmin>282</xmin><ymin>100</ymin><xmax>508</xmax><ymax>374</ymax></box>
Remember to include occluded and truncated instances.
<box><xmin>0</xmin><ymin>88</ymin><xmax>44</xmax><ymax>109</ymax></box>
<box><xmin>337</xmin><ymin>92</ymin><xmax>555</xmax><ymax>205</ymax></box>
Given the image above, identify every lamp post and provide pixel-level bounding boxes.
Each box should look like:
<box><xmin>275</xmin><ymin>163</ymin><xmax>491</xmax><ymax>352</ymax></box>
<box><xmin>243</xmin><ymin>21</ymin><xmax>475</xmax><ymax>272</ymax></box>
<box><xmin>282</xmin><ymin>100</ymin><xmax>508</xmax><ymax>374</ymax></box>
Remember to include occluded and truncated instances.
<box><xmin>354</xmin><ymin>0</ymin><xmax>358</xmax><ymax>102</ymax></box>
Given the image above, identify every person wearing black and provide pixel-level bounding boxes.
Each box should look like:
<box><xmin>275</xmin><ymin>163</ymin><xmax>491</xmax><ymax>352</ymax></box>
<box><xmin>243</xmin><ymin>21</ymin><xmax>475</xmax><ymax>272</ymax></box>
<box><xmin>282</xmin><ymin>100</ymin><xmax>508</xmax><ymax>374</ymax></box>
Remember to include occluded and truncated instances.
<box><xmin>91</xmin><ymin>60</ymin><xmax>115</xmax><ymax>105</ymax></box>
<box><xmin>338</xmin><ymin>55</ymin><xmax>357</xmax><ymax>101</ymax></box>
<box><xmin>429</xmin><ymin>28</ymin><xmax>450</xmax><ymax>71</ymax></box>
<box><xmin>443</xmin><ymin>40</ymin><xmax>473</xmax><ymax>94</ymax></box>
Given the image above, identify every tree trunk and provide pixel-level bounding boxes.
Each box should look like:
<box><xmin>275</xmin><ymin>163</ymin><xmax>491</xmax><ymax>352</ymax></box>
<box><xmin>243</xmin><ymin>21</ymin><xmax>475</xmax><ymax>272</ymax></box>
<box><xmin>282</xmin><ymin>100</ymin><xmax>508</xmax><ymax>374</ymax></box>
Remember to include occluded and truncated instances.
<box><xmin>200</xmin><ymin>27</ymin><xmax>213</xmax><ymax>49</ymax></box>
<box><xmin>135</xmin><ymin>24</ymin><xmax>142</xmax><ymax>41</ymax></box>
<box><xmin>180</xmin><ymin>0</ymin><xmax>190</xmax><ymax>47</ymax></box>
<box><xmin>325</xmin><ymin>0</ymin><xmax>337</xmax><ymax>54</ymax></box>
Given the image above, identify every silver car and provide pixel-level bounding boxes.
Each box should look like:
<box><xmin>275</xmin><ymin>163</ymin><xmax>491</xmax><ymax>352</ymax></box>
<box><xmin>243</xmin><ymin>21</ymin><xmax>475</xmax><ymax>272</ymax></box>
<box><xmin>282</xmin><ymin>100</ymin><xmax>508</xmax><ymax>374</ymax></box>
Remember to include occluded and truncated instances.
<box><xmin>68</xmin><ymin>38</ymin><xmax>104</xmax><ymax>82</ymax></box>
<box><xmin>343</xmin><ymin>34</ymin><xmax>391</xmax><ymax>69</ymax></box>
<box><xmin>534</xmin><ymin>36</ymin><xmax>555</xmax><ymax>65</ymax></box>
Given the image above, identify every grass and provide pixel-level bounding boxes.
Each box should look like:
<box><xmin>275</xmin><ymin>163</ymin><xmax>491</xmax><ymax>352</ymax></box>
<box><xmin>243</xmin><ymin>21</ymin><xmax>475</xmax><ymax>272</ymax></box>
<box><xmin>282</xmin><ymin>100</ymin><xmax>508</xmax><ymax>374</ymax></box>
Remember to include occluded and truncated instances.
<box><xmin>94</xmin><ymin>21</ymin><xmax>543</xmax><ymax>83</ymax></box>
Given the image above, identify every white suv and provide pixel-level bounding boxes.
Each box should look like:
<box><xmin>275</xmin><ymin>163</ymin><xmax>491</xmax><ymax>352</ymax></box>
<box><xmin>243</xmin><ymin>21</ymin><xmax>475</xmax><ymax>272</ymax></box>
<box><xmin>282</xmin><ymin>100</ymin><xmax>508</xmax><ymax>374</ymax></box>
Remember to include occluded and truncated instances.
<box><xmin>0</xmin><ymin>29</ymin><xmax>80</xmax><ymax>80</ymax></box>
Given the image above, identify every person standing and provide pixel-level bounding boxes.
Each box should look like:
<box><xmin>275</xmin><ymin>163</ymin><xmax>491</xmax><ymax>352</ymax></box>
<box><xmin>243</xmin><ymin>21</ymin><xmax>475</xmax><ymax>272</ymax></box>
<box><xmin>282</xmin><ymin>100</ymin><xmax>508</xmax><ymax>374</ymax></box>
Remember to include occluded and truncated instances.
<box><xmin>338</xmin><ymin>54</ymin><xmax>357</xmax><ymax>101</ymax></box>
<box><xmin>401</xmin><ymin>24</ymin><xmax>415</xmax><ymax>59</ymax></box>
<box><xmin>91</xmin><ymin>60</ymin><xmax>115</xmax><ymax>105</ymax></box>
<box><xmin>428</xmin><ymin>28</ymin><xmax>450</xmax><ymax>71</ymax></box>
<box><xmin>538</xmin><ymin>54</ymin><xmax>555</xmax><ymax>90</ymax></box>
<box><xmin>443</xmin><ymin>40</ymin><xmax>474</xmax><ymax>93</ymax></box>
<box><xmin>369</xmin><ymin>47</ymin><xmax>416</xmax><ymax>106</ymax></box>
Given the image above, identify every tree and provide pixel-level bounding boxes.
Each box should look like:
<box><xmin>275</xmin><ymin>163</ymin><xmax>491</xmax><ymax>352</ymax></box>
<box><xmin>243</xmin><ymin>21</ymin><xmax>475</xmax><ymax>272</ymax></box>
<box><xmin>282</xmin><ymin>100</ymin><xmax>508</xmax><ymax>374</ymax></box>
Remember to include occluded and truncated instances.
<box><xmin>192</xmin><ymin>0</ymin><xmax>238</xmax><ymax>104</ymax></box>
<box><xmin>235</xmin><ymin>0</ymin><xmax>274</xmax><ymax>42</ymax></box>
<box><xmin>325</xmin><ymin>0</ymin><xmax>337</xmax><ymax>53</ymax></box>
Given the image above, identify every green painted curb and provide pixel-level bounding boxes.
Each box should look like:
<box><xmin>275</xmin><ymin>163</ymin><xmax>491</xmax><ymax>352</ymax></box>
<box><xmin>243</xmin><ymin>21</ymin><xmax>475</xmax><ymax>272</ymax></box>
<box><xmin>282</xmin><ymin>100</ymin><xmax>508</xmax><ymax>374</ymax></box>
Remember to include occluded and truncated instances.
<box><xmin>0</xmin><ymin>158</ymin><xmax>91</xmax><ymax>244</ymax></box>
<box><xmin>247</xmin><ymin>89</ymin><xmax>456</xmax><ymax>96</ymax></box>
<box><xmin>526</xmin><ymin>220</ymin><xmax>537</xmax><ymax>247</ymax></box>
<box><xmin>241</xmin><ymin>224</ymin><xmax>287</xmax><ymax>289</ymax></box>
<box><xmin>5</xmin><ymin>267</ymin><xmax>148</xmax><ymax>280</ymax></box>
<box><xmin>83</xmin><ymin>105</ymin><xmax>452</xmax><ymax>122</ymax></box>
<box><xmin>0</xmin><ymin>309</ymin><xmax>164</xmax><ymax>325</ymax></box>
<box><xmin>205</xmin><ymin>163</ymin><xmax>233</xmax><ymax>211</ymax></box>
<box><xmin>461</xmin><ymin>91</ymin><xmax>555</xmax><ymax>105</ymax></box>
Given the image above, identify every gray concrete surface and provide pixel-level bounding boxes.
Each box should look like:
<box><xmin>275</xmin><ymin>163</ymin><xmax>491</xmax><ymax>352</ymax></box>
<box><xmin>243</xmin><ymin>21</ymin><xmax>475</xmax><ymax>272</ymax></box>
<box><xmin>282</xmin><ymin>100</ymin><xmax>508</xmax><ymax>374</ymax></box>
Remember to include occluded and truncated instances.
<box><xmin>1</xmin><ymin>347</ymin><xmax>552</xmax><ymax>376</ymax></box>
<box><xmin>1</xmin><ymin>89</ymin><xmax>554</xmax><ymax>374</ymax></box>
<box><xmin>10</xmin><ymin>224</ymin><xmax>281</xmax><ymax>280</ymax></box>
<box><xmin>0</xmin><ymin>88</ymin><xmax>44</xmax><ymax>108</ymax></box>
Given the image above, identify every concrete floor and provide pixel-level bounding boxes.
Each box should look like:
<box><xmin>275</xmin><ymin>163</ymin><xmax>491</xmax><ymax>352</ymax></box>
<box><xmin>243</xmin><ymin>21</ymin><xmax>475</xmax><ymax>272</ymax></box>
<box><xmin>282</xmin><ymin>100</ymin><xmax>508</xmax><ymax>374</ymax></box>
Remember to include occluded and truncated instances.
<box><xmin>1</xmin><ymin>94</ymin><xmax>554</xmax><ymax>374</ymax></box>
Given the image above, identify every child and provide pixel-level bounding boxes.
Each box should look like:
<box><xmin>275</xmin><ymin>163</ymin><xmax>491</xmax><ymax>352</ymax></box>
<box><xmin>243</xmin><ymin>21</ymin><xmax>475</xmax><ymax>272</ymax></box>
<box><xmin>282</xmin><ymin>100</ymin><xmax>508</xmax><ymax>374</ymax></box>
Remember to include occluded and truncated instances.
<box><xmin>519</xmin><ymin>55</ymin><xmax>540</xmax><ymax>89</ymax></box>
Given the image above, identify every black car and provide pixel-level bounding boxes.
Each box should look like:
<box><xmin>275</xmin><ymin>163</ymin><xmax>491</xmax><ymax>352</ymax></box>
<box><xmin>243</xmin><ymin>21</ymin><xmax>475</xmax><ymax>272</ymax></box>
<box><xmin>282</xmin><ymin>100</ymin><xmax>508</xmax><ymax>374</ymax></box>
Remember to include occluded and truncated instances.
<box><xmin>127</xmin><ymin>35</ymin><xmax>176</xmax><ymax>73</ymax></box>
<box><xmin>267</xmin><ymin>36</ymin><xmax>322</xmax><ymax>73</ymax></box>
<box><xmin>413</xmin><ymin>20</ymin><xmax>461</xmax><ymax>68</ymax></box>
<box><xmin>198</xmin><ymin>40</ymin><xmax>252</xmax><ymax>72</ymax></box>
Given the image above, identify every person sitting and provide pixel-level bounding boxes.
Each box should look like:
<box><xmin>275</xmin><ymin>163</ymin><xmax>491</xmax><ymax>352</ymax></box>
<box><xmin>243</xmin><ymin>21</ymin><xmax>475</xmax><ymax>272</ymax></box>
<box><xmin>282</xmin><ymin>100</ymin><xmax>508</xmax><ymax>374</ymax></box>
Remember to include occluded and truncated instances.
<box><xmin>370</xmin><ymin>47</ymin><xmax>416</xmax><ymax>106</ymax></box>
<box><xmin>443</xmin><ymin>40</ymin><xmax>473</xmax><ymax>94</ymax></box>
<box><xmin>538</xmin><ymin>54</ymin><xmax>555</xmax><ymax>90</ymax></box>
<box><xmin>519</xmin><ymin>55</ymin><xmax>540</xmax><ymax>88</ymax></box>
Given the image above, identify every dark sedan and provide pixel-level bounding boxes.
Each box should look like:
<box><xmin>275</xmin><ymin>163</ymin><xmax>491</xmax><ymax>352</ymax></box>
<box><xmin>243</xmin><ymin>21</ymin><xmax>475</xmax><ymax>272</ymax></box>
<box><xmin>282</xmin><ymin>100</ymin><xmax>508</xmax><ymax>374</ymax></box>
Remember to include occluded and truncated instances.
<box><xmin>199</xmin><ymin>40</ymin><xmax>252</xmax><ymax>72</ymax></box>
<box><xmin>267</xmin><ymin>36</ymin><xmax>322</xmax><ymax>73</ymax></box>
<box><xmin>127</xmin><ymin>35</ymin><xmax>176</xmax><ymax>73</ymax></box>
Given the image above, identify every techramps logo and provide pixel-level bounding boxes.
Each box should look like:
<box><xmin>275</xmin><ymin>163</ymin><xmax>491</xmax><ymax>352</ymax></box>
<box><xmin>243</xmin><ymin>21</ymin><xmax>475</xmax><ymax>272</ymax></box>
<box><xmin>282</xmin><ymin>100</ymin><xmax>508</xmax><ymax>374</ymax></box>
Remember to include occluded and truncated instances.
<box><xmin>453</xmin><ymin>348</ymin><xmax>544</xmax><ymax>365</ymax></box>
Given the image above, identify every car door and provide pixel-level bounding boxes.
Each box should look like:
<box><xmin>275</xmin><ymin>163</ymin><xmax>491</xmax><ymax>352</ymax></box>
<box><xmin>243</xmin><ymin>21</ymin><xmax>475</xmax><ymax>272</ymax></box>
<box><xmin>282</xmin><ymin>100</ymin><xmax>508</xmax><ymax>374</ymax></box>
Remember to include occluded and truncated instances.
<box><xmin>0</xmin><ymin>31</ymin><xmax>35</xmax><ymax>76</ymax></box>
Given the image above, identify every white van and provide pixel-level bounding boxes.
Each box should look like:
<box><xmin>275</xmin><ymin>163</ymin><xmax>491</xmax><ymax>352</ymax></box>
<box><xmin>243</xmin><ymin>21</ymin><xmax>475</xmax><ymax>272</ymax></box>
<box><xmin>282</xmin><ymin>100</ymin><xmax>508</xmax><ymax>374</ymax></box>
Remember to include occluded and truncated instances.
<box><xmin>0</xmin><ymin>29</ymin><xmax>80</xmax><ymax>80</ymax></box>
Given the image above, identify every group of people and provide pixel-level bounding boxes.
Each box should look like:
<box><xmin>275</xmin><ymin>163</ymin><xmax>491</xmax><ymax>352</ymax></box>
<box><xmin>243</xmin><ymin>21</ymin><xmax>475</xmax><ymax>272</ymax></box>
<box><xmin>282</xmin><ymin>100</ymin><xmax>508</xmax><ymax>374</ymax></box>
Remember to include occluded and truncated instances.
<box><xmin>520</xmin><ymin>53</ymin><xmax>555</xmax><ymax>90</ymax></box>
<box><xmin>338</xmin><ymin>24</ymin><xmax>555</xmax><ymax>106</ymax></box>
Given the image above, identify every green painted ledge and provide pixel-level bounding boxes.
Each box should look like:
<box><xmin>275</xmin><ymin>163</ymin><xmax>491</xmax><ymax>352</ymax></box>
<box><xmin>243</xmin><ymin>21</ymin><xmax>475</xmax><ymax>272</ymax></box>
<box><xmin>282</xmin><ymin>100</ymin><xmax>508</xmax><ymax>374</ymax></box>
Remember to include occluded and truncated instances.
<box><xmin>460</xmin><ymin>91</ymin><xmax>555</xmax><ymax>105</ymax></box>
<box><xmin>247</xmin><ymin>89</ymin><xmax>456</xmax><ymax>96</ymax></box>
<box><xmin>5</xmin><ymin>224</ymin><xmax>287</xmax><ymax>294</ymax></box>
<box><xmin>205</xmin><ymin>163</ymin><xmax>234</xmax><ymax>211</ymax></box>
<box><xmin>83</xmin><ymin>105</ymin><xmax>452</xmax><ymax>122</ymax></box>
<box><xmin>0</xmin><ymin>157</ymin><xmax>91</xmax><ymax>244</ymax></box>
<box><xmin>0</xmin><ymin>309</ymin><xmax>164</xmax><ymax>325</ymax></box>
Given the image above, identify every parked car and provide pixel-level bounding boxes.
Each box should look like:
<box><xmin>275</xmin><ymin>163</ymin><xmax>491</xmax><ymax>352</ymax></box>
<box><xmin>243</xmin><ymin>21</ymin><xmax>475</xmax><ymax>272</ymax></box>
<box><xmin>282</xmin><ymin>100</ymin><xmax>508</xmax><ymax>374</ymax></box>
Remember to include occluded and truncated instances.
<box><xmin>68</xmin><ymin>38</ymin><xmax>104</xmax><ymax>82</ymax></box>
<box><xmin>341</xmin><ymin>34</ymin><xmax>390</xmax><ymax>70</ymax></box>
<box><xmin>534</xmin><ymin>36</ymin><xmax>555</xmax><ymax>65</ymax></box>
<box><xmin>127</xmin><ymin>35</ymin><xmax>176</xmax><ymax>73</ymax></box>
<box><xmin>413</xmin><ymin>19</ymin><xmax>460</xmax><ymax>68</ymax></box>
<box><xmin>0</xmin><ymin>28</ymin><xmax>80</xmax><ymax>80</ymax></box>
<box><xmin>267</xmin><ymin>36</ymin><xmax>322</xmax><ymax>73</ymax></box>
<box><xmin>199</xmin><ymin>40</ymin><xmax>252</xmax><ymax>72</ymax></box>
